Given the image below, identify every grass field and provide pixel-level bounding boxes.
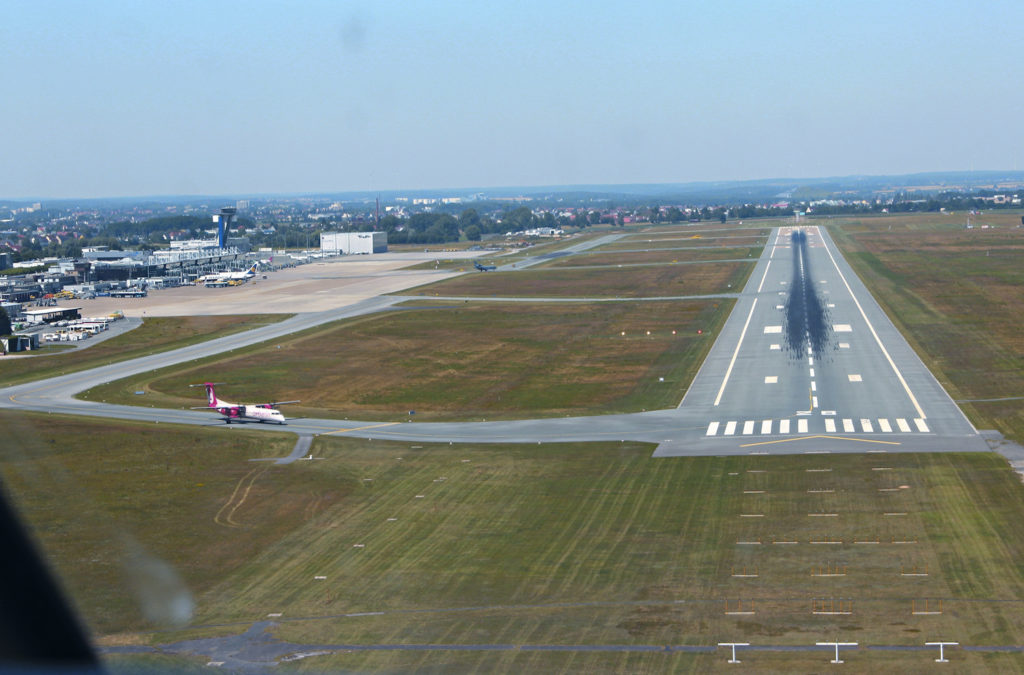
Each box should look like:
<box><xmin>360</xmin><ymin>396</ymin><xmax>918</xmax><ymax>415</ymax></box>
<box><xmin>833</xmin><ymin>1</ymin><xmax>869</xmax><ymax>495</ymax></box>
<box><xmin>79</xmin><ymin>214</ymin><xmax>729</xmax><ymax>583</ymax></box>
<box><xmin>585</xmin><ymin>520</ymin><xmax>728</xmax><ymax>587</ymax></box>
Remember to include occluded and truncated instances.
<box><xmin>400</xmin><ymin>256</ymin><xmax>505</xmax><ymax>271</ymax></box>
<box><xmin>82</xmin><ymin>299</ymin><xmax>732</xmax><ymax>421</ymax></box>
<box><xmin>4</xmin><ymin>413</ymin><xmax>1024</xmax><ymax>671</ymax></box>
<box><xmin>399</xmin><ymin>233</ymin><xmax>611</xmax><ymax>271</ymax></box>
<box><xmin>0</xmin><ymin>411</ymin><xmax>298</xmax><ymax>636</ymax></box>
<box><xmin>539</xmin><ymin>246</ymin><xmax>762</xmax><ymax>268</ymax></box>
<box><xmin>622</xmin><ymin>225</ymin><xmax>771</xmax><ymax>237</ymax></box>
<box><xmin>598</xmin><ymin>236</ymin><xmax>767</xmax><ymax>251</ymax></box>
<box><xmin>402</xmin><ymin>261</ymin><xmax>752</xmax><ymax>298</ymax></box>
<box><xmin>0</xmin><ymin>315</ymin><xmax>289</xmax><ymax>388</ymax></box>
<box><xmin>11</xmin><ymin>211</ymin><xmax>1024</xmax><ymax>673</ymax></box>
<box><xmin>828</xmin><ymin>211</ymin><xmax>1024</xmax><ymax>442</ymax></box>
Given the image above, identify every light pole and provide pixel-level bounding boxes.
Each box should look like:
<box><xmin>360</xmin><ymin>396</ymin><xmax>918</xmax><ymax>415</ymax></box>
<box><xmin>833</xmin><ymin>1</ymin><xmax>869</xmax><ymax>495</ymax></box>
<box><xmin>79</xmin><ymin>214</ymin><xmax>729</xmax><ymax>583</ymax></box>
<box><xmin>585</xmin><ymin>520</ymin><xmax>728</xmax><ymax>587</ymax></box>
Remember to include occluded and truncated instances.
<box><xmin>717</xmin><ymin>642</ymin><xmax>749</xmax><ymax>664</ymax></box>
<box><xmin>925</xmin><ymin>641</ymin><xmax>958</xmax><ymax>663</ymax></box>
<box><xmin>817</xmin><ymin>641</ymin><xmax>857</xmax><ymax>664</ymax></box>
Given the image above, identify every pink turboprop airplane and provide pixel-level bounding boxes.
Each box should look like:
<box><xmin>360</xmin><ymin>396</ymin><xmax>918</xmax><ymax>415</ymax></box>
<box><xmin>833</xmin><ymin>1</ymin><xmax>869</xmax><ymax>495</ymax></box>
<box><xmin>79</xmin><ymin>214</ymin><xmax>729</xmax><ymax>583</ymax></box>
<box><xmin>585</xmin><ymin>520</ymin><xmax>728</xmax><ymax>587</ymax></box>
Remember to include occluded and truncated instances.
<box><xmin>190</xmin><ymin>382</ymin><xmax>299</xmax><ymax>424</ymax></box>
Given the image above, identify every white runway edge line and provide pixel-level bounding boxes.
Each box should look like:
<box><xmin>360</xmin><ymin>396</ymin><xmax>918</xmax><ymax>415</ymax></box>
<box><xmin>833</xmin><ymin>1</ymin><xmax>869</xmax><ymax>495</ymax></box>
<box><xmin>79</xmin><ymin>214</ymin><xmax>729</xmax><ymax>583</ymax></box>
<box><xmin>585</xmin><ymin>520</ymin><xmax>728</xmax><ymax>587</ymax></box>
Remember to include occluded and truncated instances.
<box><xmin>818</xmin><ymin>228</ymin><xmax>926</xmax><ymax>420</ymax></box>
<box><xmin>714</xmin><ymin>259</ymin><xmax>773</xmax><ymax>406</ymax></box>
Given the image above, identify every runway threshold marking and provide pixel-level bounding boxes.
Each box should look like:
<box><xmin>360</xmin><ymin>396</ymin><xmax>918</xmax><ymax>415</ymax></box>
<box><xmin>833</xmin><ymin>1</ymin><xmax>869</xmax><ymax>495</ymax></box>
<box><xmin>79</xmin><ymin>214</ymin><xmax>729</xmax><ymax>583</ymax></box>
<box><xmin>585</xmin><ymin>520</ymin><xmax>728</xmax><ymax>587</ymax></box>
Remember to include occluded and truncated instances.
<box><xmin>714</xmin><ymin>258</ymin><xmax>773</xmax><ymax>407</ymax></box>
<box><xmin>739</xmin><ymin>435</ymin><xmax>902</xmax><ymax>448</ymax></box>
<box><xmin>820</xmin><ymin>231</ymin><xmax>926</xmax><ymax>419</ymax></box>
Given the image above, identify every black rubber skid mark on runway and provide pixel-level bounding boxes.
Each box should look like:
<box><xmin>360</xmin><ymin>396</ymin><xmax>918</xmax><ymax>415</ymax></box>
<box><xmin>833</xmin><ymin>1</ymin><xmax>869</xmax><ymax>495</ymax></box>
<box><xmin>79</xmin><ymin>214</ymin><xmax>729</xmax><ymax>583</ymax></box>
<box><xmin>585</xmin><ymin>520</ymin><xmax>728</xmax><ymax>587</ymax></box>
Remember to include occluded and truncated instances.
<box><xmin>785</xmin><ymin>230</ymin><xmax>834</xmax><ymax>360</ymax></box>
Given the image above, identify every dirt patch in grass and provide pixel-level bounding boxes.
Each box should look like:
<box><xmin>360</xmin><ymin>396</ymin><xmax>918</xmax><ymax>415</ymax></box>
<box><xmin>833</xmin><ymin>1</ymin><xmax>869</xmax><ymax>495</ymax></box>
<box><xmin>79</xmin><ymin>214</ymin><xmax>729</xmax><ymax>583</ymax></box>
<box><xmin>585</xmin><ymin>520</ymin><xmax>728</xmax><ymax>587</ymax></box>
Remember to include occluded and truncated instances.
<box><xmin>85</xmin><ymin>300</ymin><xmax>732</xmax><ymax>421</ymax></box>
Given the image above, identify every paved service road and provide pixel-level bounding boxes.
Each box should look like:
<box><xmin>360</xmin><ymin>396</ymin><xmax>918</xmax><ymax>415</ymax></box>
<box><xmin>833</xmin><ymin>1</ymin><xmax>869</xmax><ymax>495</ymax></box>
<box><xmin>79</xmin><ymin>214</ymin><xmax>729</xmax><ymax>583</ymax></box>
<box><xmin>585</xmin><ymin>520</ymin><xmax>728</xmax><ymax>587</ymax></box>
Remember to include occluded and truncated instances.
<box><xmin>0</xmin><ymin>229</ymin><xmax>989</xmax><ymax>457</ymax></box>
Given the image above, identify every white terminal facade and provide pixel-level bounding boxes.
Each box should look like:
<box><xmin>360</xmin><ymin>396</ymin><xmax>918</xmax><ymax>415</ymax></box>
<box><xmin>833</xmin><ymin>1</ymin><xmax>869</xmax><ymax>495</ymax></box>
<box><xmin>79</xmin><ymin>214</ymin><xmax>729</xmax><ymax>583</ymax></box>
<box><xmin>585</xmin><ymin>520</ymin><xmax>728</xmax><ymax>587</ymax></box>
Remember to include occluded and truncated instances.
<box><xmin>320</xmin><ymin>231</ymin><xmax>388</xmax><ymax>255</ymax></box>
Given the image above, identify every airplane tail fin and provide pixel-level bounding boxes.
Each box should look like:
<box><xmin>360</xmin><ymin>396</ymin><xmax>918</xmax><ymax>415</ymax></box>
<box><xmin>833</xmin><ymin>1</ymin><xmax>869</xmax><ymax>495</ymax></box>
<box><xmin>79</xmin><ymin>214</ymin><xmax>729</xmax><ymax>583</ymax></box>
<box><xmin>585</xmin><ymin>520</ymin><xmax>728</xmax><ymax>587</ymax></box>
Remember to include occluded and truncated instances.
<box><xmin>189</xmin><ymin>382</ymin><xmax>225</xmax><ymax>408</ymax></box>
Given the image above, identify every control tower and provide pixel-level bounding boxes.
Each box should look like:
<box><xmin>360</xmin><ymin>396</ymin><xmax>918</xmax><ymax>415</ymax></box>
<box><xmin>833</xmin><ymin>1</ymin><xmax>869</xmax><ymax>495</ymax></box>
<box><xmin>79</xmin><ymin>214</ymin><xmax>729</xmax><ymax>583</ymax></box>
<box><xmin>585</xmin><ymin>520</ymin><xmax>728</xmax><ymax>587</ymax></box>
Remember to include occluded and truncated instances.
<box><xmin>212</xmin><ymin>207</ymin><xmax>237</xmax><ymax>249</ymax></box>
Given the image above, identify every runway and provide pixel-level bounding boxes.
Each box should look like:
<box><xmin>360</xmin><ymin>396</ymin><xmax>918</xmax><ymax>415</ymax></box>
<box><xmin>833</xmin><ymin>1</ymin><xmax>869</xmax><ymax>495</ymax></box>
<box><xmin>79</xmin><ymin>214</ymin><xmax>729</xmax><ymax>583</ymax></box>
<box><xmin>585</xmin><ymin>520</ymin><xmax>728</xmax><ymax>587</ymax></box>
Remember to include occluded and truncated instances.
<box><xmin>0</xmin><ymin>229</ymin><xmax>990</xmax><ymax>457</ymax></box>
<box><xmin>657</xmin><ymin>224</ymin><xmax>983</xmax><ymax>456</ymax></box>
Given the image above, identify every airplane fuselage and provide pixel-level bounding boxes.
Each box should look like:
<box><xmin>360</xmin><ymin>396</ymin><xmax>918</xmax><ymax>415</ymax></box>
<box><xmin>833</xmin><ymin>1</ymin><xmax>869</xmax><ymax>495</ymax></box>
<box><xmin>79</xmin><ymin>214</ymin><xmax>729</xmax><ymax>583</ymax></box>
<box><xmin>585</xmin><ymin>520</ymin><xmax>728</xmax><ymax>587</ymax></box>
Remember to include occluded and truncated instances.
<box><xmin>195</xmin><ymin>382</ymin><xmax>291</xmax><ymax>424</ymax></box>
<box><xmin>217</xmin><ymin>404</ymin><xmax>287</xmax><ymax>424</ymax></box>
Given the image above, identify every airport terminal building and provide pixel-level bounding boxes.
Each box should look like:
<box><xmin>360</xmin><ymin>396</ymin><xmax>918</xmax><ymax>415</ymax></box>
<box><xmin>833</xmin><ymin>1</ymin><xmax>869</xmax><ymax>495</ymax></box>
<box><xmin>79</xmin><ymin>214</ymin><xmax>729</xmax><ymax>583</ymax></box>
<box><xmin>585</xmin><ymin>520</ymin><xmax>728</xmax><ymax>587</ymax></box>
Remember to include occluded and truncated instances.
<box><xmin>320</xmin><ymin>231</ymin><xmax>388</xmax><ymax>255</ymax></box>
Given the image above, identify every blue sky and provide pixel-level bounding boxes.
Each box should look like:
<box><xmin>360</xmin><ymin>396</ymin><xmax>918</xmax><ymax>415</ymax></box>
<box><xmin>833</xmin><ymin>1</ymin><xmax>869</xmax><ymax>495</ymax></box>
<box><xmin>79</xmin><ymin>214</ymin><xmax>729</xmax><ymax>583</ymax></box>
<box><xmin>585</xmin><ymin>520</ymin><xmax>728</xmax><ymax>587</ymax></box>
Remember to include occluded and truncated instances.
<box><xmin>3</xmin><ymin>0</ymin><xmax>1022</xmax><ymax>198</ymax></box>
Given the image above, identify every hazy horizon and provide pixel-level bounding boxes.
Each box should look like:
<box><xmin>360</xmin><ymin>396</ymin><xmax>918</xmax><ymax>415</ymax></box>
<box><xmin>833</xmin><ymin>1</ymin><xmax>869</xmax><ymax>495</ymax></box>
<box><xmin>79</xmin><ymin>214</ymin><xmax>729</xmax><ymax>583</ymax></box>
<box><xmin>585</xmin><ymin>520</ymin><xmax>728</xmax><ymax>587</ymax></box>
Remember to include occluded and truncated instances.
<box><xmin>4</xmin><ymin>1</ymin><xmax>1022</xmax><ymax>199</ymax></box>
<box><xmin>7</xmin><ymin>168</ymin><xmax>1024</xmax><ymax>205</ymax></box>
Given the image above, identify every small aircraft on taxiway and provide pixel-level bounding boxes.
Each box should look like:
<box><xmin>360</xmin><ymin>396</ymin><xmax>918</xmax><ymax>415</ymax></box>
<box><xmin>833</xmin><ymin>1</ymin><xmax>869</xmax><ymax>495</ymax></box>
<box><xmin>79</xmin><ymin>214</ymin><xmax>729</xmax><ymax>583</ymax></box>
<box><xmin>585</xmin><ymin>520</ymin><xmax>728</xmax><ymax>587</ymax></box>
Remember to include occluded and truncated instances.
<box><xmin>474</xmin><ymin>260</ymin><xmax>497</xmax><ymax>271</ymax></box>
<box><xmin>190</xmin><ymin>382</ymin><xmax>299</xmax><ymax>424</ymax></box>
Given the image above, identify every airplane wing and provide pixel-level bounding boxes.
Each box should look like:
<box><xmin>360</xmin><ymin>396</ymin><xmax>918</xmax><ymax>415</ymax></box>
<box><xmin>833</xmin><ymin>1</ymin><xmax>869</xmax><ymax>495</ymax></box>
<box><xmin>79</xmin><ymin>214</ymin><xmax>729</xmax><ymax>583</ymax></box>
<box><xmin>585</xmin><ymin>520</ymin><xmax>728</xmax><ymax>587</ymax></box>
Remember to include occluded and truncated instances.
<box><xmin>192</xmin><ymin>405</ymin><xmax>243</xmax><ymax>413</ymax></box>
<box><xmin>268</xmin><ymin>400</ymin><xmax>300</xmax><ymax>406</ymax></box>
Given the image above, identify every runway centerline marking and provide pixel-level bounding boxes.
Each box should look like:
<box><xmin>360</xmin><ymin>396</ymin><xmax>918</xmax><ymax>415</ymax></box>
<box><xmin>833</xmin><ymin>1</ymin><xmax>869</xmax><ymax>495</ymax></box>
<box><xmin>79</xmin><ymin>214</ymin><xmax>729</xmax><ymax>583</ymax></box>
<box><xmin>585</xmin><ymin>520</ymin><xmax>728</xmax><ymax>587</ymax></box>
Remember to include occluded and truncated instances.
<box><xmin>820</xmin><ymin>230</ymin><xmax>926</xmax><ymax>419</ymax></box>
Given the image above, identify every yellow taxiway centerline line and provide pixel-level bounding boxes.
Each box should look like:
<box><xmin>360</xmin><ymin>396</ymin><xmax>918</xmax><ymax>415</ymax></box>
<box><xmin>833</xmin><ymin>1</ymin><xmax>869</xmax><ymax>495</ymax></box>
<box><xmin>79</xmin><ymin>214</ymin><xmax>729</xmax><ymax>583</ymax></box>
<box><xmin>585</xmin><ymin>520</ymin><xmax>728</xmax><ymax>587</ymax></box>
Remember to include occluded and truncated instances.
<box><xmin>321</xmin><ymin>422</ymin><xmax>401</xmax><ymax>436</ymax></box>
<box><xmin>740</xmin><ymin>434</ymin><xmax>902</xmax><ymax>448</ymax></box>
